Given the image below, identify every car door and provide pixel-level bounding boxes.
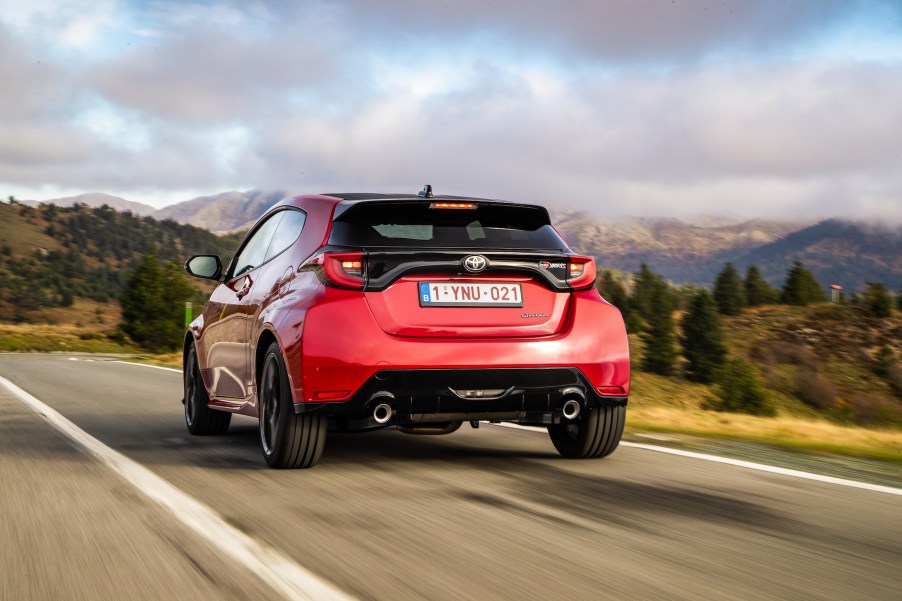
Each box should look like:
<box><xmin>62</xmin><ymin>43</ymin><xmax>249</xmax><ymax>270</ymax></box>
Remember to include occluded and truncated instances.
<box><xmin>200</xmin><ymin>211</ymin><xmax>284</xmax><ymax>401</ymax></box>
<box><xmin>244</xmin><ymin>209</ymin><xmax>308</xmax><ymax>398</ymax></box>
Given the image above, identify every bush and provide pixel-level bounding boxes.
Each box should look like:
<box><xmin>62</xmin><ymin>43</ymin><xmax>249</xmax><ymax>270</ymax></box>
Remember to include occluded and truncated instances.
<box><xmin>851</xmin><ymin>394</ymin><xmax>901</xmax><ymax>427</ymax></box>
<box><xmin>862</xmin><ymin>282</ymin><xmax>893</xmax><ymax>318</ymax></box>
<box><xmin>794</xmin><ymin>367</ymin><xmax>838</xmax><ymax>410</ymax></box>
<box><xmin>704</xmin><ymin>358</ymin><xmax>776</xmax><ymax>416</ymax></box>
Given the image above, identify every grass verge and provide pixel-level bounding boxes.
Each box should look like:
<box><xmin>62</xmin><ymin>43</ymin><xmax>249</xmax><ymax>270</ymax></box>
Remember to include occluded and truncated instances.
<box><xmin>0</xmin><ymin>324</ymin><xmax>137</xmax><ymax>354</ymax></box>
<box><xmin>628</xmin><ymin>371</ymin><xmax>902</xmax><ymax>463</ymax></box>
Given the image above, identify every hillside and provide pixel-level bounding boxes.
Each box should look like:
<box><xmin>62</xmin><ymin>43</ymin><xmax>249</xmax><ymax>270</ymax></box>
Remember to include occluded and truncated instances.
<box><xmin>154</xmin><ymin>189</ymin><xmax>288</xmax><ymax>232</ymax></box>
<box><xmin>0</xmin><ymin>201</ymin><xmax>241</xmax><ymax>322</ymax></box>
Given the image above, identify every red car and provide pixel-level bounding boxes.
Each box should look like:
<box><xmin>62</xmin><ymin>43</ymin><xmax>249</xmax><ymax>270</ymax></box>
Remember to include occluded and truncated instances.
<box><xmin>183</xmin><ymin>187</ymin><xmax>630</xmax><ymax>468</ymax></box>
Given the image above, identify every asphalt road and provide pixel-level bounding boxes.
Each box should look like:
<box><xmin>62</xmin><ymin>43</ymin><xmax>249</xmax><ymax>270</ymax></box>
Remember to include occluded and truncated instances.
<box><xmin>1</xmin><ymin>354</ymin><xmax>900</xmax><ymax>601</ymax></box>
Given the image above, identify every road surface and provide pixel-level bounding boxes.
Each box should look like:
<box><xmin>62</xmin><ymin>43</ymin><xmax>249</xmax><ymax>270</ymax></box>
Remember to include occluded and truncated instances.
<box><xmin>0</xmin><ymin>354</ymin><xmax>900</xmax><ymax>600</ymax></box>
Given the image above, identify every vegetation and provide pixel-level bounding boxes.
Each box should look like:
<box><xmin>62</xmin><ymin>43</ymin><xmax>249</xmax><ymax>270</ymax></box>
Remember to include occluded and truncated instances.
<box><xmin>713</xmin><ymin>262</ymin><xmax>745</xmax><ymax>315</ymax></box>
<box><xmin>703</xmin><ymin>358</ymin><xmax>776</xmax><ymax>416</ymax></box>
<box><xmin>679</xmin><ymin>290</ymin><xmax>727</xmax><ymax>383</ymax></box>
<box><xmin>639</xmin><ymin>277</ymin><xmax>678</xmax><ymax>376</ymax></box>
<box><xmin>744</xmin><ymin>265</ymin><xmax>779</xmax><ymax>306</ymax></box>
<box><xmin>0</xmin><ymin>201</ymin><xmax>240</xmax><ymax>321</ymax></box>
<box><xmin>119</xmin><ymin>250</ymin><xmax>195</xmax><ymax>351</ymax></box>
<box><xmin>780</xmin><ymin>260</ymin><xmax>826</xmax><ymax>305</ymax></box>
<box><xmin>862</xmin><ymin>282</ymin><xmax>893</xmax><ymax>319</ymax></box>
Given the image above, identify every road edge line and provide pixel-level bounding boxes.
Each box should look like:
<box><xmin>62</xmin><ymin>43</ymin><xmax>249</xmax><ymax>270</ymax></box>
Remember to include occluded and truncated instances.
<box><xmin>0</xmin><ymin>375</ymin><xmax>357</xmax><ymax>601</ymax></box>
<box><xmin>492</xmin><ymin>423</ymin><xmax>902</xmax><ymax>496</ymax></box>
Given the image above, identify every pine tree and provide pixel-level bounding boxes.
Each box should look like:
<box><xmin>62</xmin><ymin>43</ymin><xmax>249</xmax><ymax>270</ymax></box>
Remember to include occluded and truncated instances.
<box><xmin>630</xmin><ymin>263</ymin><xmax>658</xmax><ymax>321</ymax></box>
<box><xmin>744</xmin><ymin>265</ymin><xmax>778</xmax><ymax>306</ymax></box>
<box><xmin>713</xmin><ymin>262</ymin><xmax>745</xmax><ymax>315</ymax></box>
<box><xmin>679</xmin><ymin>290</ymin><xmax>727</xmax><ymax>383</ymax></box>
<box><xmin>640</xmin><ymin>278</ymin><xmax>678</xmax><ymax>376</ymax></box>
<box><xmin>120</xmin><ymin>249</ymin><xmax>195</xmax><ymax>351</ymax></box>
<box><xmin>599</xmin><ymin>270</ymin><xmax>639</xmax><ymax>331</ymax></box>
<box><xmin>863</xmin><ymin>282</ymin><xmax>893</xmax><ymax>318</ymax></box>
<box><xmin>780</xmin><ymin>261</ymin><xmax>826</xmax><ymax>305</ymax></box>
<box><xmin>599</xmin><ymin>270</ymin><xmax>630</xmax><ymax>313</ymax></box>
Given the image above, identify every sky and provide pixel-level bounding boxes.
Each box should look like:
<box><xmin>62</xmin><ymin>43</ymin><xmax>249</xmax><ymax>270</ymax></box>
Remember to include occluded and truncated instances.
<box><xmin>1</xmin><ymin>0</ymin><xmax>902</xmax><ymax>221</ymax></box>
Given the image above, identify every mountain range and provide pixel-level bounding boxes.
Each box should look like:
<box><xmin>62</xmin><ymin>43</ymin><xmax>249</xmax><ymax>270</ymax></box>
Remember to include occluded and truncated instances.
<box><xmin>17</xmin><ymin>190</ymin><xmax>902</xmax><ymax>292</ymax></box>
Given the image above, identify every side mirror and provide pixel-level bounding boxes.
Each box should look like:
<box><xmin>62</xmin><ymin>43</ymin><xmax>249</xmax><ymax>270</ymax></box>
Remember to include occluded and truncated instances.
<box><xmin>185</xmin><ymin>255</ymin><xmax>223</xmax><ymax>281</ymax></box>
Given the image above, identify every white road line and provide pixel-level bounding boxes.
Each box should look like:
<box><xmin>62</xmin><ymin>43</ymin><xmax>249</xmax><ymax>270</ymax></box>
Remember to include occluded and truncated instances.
<box><xmin>0</xmin><ymin>376</ymin><xmax>357</xmax><ymax>601</ymax></box>
<box><xmin>492</xmin><ymin>422</ymin><xmax>902</xmax><ymax>496</ymax></box>
<box><xmin>111</xmin><ymin>360</ymin><xmax>182</xmax><ymax>373</ymax></box>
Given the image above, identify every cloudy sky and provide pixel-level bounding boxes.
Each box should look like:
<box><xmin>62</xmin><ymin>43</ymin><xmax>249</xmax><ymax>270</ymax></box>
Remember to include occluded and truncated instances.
<box><xmin>1</xmin><ymin>0</ymin><xmax>902</xmax><ymax>221</ymax></box>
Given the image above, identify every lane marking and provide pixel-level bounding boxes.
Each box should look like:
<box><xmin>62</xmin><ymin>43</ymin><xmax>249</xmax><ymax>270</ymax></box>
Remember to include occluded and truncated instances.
<box><xmin>0</xmin><ymin>376</ymin><xmax>357</xmax><ymax>601</ymax></box>
<box><xmin>111</xmin><ymin>360</ymin><xmax>182</xmax><ymax>373</ymax></box>
<box><xmin>492</xmin><ymin>423</ymin><xmax>902</xmax><ymax>496</ymax></box>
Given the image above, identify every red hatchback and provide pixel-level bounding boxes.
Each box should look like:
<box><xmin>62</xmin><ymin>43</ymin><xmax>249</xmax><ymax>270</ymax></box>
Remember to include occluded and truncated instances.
<box><xmin>183</xmin><ymin>188</ymin><xmax>630</xmax><ymax>468</ymax></box>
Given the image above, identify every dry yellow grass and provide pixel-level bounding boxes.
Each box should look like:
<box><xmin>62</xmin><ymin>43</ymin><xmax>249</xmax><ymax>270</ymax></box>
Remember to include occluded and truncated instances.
<box><xmin>628</xmin><ymin>369</ymin><xmax>902</xmax><ymax>462</ymax></box>
<box><xmin>626</xmin><ymin>405</ymin><xmax>902</xmax><ymax>462</ymax></box>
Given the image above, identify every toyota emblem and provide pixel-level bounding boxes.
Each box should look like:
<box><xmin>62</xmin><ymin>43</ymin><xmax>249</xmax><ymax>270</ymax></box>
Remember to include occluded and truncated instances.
<box><xmin>462</xmin><ymin>255</ymin><xmax>489</xmax><ymax>273</ymax></box>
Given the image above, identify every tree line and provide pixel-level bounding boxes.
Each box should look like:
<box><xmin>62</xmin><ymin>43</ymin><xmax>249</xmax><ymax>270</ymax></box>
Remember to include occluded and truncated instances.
<box><xmin>599</xmin><ymin>260</ymin><xmax>902</xmax><ymax>417</ymax></box>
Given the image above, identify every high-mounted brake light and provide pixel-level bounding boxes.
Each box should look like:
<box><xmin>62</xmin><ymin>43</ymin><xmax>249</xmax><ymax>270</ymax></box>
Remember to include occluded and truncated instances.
<box><xmin>567</xmin><ymin>255</ymin><xmax>597</xmax><ymax>291</ymax></box>
<box><xmin>302</xmin><ymin>252</ymin><xmax>366</xmax><ymax>289</ymax></box>
<box><xmin>429</xmin><ymin>202</ymin><xmax>476</xmax><ymax>210</ymax></box>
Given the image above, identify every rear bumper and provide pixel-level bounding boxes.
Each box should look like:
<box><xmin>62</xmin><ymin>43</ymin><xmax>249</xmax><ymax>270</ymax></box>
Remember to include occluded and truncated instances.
<box><xmin>288</xmin><ymin>287</ymin><xmax>630</xmax><ymax>414</ymax></box>
<box><xmin>294</xmin><ymin>367</ymin><xmax>628</xmax><ymax>428</ymax></box>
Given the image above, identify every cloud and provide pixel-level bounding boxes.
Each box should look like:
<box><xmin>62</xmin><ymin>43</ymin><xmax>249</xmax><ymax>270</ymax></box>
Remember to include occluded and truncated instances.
<box><xmin>0</xmin><ymin>0</ymin><xmax>901</xmax><ymax>222</ymax></box>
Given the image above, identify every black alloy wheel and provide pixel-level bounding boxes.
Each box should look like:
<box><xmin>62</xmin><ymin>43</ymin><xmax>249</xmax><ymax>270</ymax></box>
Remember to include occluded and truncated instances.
<box><xmin>259</xmin><ymin>342</ymin><xmax>327</xmax><ymax>469</ymax></box>
<box><xmin>184</xmin><ymin>344</ymin><xmax>231</xmax><ymax>435</ymax></box>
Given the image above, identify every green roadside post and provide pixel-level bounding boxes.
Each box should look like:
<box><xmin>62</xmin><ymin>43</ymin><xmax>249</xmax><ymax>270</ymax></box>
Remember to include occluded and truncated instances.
<box><xmin>185</xmin><ymin>302</ymin><xmax>192</xmax><ymax>328</ymax></box>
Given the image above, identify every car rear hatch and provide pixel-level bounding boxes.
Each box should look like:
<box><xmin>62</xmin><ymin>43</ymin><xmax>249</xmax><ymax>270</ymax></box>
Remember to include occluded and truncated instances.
<box><xmin>326</xmin><ymin>198</ymin><xmax>596</xmax><ymax>338</ymax></box>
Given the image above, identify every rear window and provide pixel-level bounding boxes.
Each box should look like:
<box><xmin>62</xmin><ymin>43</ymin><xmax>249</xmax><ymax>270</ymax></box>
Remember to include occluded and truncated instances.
<box><xmin>329</xmin><ymin>201</ymin><xmax>566</xmax><ymax>249</ymax></box>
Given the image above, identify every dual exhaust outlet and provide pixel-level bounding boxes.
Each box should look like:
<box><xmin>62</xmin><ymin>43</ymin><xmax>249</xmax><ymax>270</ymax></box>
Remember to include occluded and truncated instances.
<box><xmin>369</xmin><ymin>392</ymin><xmax>583</xmax><ymax>423</ymax></box>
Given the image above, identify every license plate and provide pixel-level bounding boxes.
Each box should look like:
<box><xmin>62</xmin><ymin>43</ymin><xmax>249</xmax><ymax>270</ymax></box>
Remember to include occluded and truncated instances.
<box><xmin>418</xmin><ymin>282</ymin><xmax>523</xmax><ymax>307</ymax></box>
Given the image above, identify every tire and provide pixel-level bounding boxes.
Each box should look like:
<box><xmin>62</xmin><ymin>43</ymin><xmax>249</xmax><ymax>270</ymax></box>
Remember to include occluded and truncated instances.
<box><xmin>548</xmin><ymin>405</ymin><xmax>625</xmax><ymax>459</ymax></box>
<box><xmin>184</xmin><ymin>344</ymin><xmax>231</xmax><ymax>435</ymax></box>
<box><xmin>259</xmin><ymin>342</ymin><xmax>327</xmax><ymax>469</ymax></box>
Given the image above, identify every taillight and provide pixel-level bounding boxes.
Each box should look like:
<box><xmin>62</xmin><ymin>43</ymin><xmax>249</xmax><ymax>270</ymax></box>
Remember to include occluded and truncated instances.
<box><xmin>567</xmin><ymin>255</ymin><xmax>596</xmax><ymax>291</ymax></box>
<box><xmin>303</xmin><ymin>252</ymin><xmax>366</xmax><ymax>289</ymax></box>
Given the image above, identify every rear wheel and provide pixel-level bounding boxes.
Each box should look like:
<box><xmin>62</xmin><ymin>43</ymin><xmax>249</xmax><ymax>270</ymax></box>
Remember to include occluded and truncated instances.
<box><xmin>548</xmin><ymin>405</ymin><xmax>625</xmax><ymax>459</ymax></box>
<box><xmin>259</xmin><ymin>342</ymin><xmax>327</xmax><ymax>469</ymax></box>
<box><xmin>184</xmin><ymin>344</ymin><xmax>231</xmax><ymax>435</ymax></box>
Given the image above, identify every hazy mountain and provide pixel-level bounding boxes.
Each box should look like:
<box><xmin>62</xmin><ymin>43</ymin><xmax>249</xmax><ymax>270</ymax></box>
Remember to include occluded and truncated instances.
<box><xmin>20</xmin><ymin>193</ymin><xmax>156</xmax><ymax>216</ymax></box>
<box><xmin>154</xmin><ymin>190</ymin><xmax>289</xmax><ymax>233</ymax></box>
<box><xmin>556</xmin><ymin>213</ymin><xmax>902</xmax><ymax>291</ymax></box>
<box><xmin>725</xmin><ymin>220</ymin><xmax>902</xmax><ymax>292</ymax></box>
<box><xmin>554</xmin><ymin>212</ymin><xmax>806</xmax><ymax>279</ymax></box>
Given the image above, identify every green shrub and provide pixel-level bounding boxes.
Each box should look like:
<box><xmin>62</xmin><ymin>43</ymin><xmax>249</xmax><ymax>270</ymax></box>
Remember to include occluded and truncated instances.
<box><xmin>704</xmin><ymin>358</ymin><xmax>776</xmax><ymax>416</ymax></box>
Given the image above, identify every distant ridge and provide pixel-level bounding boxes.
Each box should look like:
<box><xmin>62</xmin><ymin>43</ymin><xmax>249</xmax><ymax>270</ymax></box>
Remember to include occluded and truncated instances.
<box><xmin>154</xmin><ymin>189</ymin><xmax>289</xmax><ymax>233</ymax></box>
<box><xmin>20</xmin><ymin>192</ymin><xmax>156</xmax><ymax>216</ymax></box>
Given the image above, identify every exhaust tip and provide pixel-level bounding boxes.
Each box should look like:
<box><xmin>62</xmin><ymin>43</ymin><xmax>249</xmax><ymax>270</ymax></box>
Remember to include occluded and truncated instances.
<box><xmin>562</xmin><ymin>399</ymin><xmax>581</xmax><ymax>420</ymax></box>
<box><xmin>373</xmin><ymin>403</ymin><xmax>393</xmax><ymax>424</ymax></box>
